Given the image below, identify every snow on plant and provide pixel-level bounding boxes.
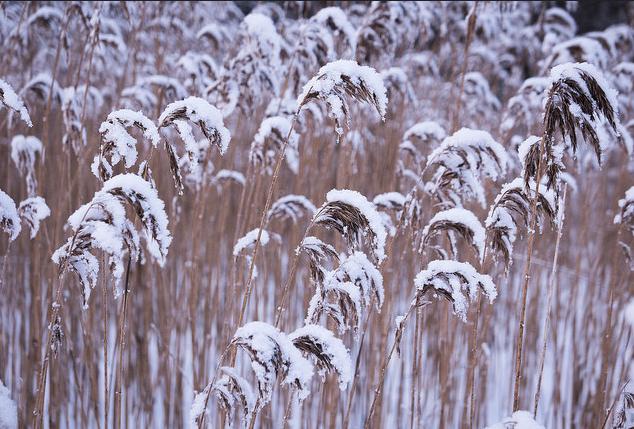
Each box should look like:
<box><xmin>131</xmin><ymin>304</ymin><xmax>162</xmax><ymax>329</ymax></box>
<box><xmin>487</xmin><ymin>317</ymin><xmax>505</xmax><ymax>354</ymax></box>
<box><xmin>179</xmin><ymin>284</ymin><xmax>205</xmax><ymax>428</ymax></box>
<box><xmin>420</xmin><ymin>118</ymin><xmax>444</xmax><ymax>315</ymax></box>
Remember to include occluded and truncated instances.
<box><xmin>284</xmin><ymin>21</ymin><xmax>335</xmax><ymax>99</ymax></box>
<box><xmin>159</xmin><ymin>96</ymin><xmax>231</xmax><ymax>193</ymax></box>
<box><xmin>334</xmin><ymin>251</ymin><xmax>384</xmax><ymax>311</ymax></box>
<box><xmin>501</xmin><ymin>77</ymin><xmax>551</xmax><ymax>139</ymax></box>
<box><xmin>615</xmin><ymin>186</ymin><xmax>634</xmax><ymax>270</ymax></box>
<box><xmin>421</xmin><ymin>207</ymin><xmax>486</xmax><ymax>262</ymax></box>
<box><xmin>233</xmin><ymin>228</ymin><xmax>270</xmax><ymax>257</ymax></box>
<box><xmin>372</xmin><ymin>192</ymin><xmax>406</xmax><ymax>212</ymax></box>
<box><xmin>231</xmin><ymin>321</ymin><xmax>314</xmax><ymax>405</ymax></box>
<box><xmin>0</xmin><ymin>189</ymin><xmax>21</xmax><ymax>242</ymax></box>
<box><xmin>92</xmin><ymin>109</ymin><xmax>160</xmax><ymax>182</ymax></box>
<box><xmin>484</xmin><ymin>410</ymin><xmax>545</xmax><ymax>429</ymax></box>
<box><xmin>306</xmin><ymin>279</ymin><xmax>362</xmax><ymax>334</ymax></box>
<box><xmin>207</xmin><ymin>12</ymin><xmax>282</xmax><ymax>116</ymax></box>
<box><xmin>297</xmin><ymin>236</ymin><xmax>339</xmax><ymax>284</ymax></box>
<box><xmin>402</xmin><ymin>121</ymin><xmax>447</xmax><ymax>152</ymax></box>
<box><xmin>250</xmin><ymin>116</ymin><xmax>300</xmax><ymax>175</ymax></box>
<box><xmin>425</xmin><ymin>128</ymin><xmax>509</xmax><ymax>208</ymax></box>
<box><xmin>212</xmin><ymin>169</ymin><xmax>246</xmax><ymax>189</ymax></box>
<box><xmin>615</xmin><ymin>186</ymin><xmax>634</xmax><ymax>227</ymax></box>
<box><xmin>533</xmin><ymin>62</ymin><xmax>621</xmax><ymax>188</ymax></box>
<box><xmin>191</xmin><ymin>366</ymin><xmax>255</xmax><ymax>429</ymax></box>
<box><xmin>11</xmin><ymin>135</ymin><xmax>43</xmax><ymax>196</ymax></box>
<box><xmin>52</xmin><ymin>174</ymin><xmax>171</xmax><ymax>307</ymax></box>
<box><xmin>413</xmin><ymin>260</ymin><xmax>497</xmax><ymax>322</ymax></box>
<box><xmin>313</xmin><ymin>189</ymin><xmax>387</xmax><ymax>264</ymax></box>
<box><xmin>305</xmin><ymin>250</ymin><xmax>382</xmax><ymax>334</ymax></box>
<box><xmin>310</xmin><ymin>7</ymin><xmax>356</xmax><ymax>58</ymax></box>
<box><xmin>0</xmin><ymin>78</ymin><xmax>32</xmax><ymax>126</ymax></box>
<box><xmin>267</xmin><ymin>194</ymin><xmax>317</xmax><ymax>224</ymax></box>
<box><xmin>297</xmin><ymin>60</ymin><xmax>387</xmax><ymax>143</ymax></box>
<box><xmin>486</xmin><ymin>178</ymin><xmax>557</xmax><ymax>270</ymax></box>
<box><xmin>18</xmin><ymin>196</ymin><xmax>50</xmax><ymax>239</ymax></box>
<box><xmin>288</xmin><ymin>324</ymin><xmax>352</xmax><ymax>390</ymax></box>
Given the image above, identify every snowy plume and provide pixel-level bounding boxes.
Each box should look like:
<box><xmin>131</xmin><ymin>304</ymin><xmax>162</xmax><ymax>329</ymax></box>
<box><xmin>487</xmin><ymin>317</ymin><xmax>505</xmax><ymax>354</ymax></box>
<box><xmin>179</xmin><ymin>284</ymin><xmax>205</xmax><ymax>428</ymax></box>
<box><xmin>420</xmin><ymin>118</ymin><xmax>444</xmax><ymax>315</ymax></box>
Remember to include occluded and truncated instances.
<box><xmin>484</xmin><ymin>410</ymin><xmax>545</xmax><ymax>429</ymax></box>
<box><xmin>0</xmin><ymin>189</ymin><xmax>21</xmax><ymax>242</ymax></box>
<box><xmin>232</xmin><ymin>321</ymin><xmax>314</xmax><ymax>405</ymax></box>
<box><xmin>540</xmin><ymin>62</ymin><xmax>621</xmax><ymax>187</ymax></box>
<box><xmin>297</xmin><ymin>236</ymin><xmax>339</xmax><ymax>284</ymax></box>
<box><xmin>0</xmin><ymin>78</ymin><xmax>32</xmax><ymax>126</ymax></box>
<box><xmin>414</xmin><ymin>260</ymin><xmax>497</xmax><ymax>322</ymax></box>
<box><xmin>297</xmin><ymin>60</ymin><xmax>387</xmax><ymax>143</ymax></box>
<box><xmin>159</xmin><ymin>97</ymin><xmax>231</xmax><ymax>193</ymax></box>
<box><xmin>421</xmin><ymin>208</ymin><xmax>486</xmax><ymax>262</ymax></box>
<box><xmin>267</xmin><ymin>194</ymin><xmax>316</xmax><ymax>224</ymax></box>
<box><xmin>249</xmin><ymin>116</ymin><xmax>299</xmax><ymax>175</ymax></box>
<box><xmin>289</xmin><ymin>324</ymin><xmax>352</xmax><ymax>390</ymax></box>
<box><xmin>93</xmin><ymin>109</ymin><xmax>160</xmax><ymax>182</ymax></box>
<box><xmin>52</xmin><ymin>174</ymin><xmax>171</xmax><ymax>307</ymax></box>
<box><xmin>233</xmin><ymin>228</ymin><xmax>270</xmax><ymax>257</ymax></box>
<box><xmin>314</xmin><ymin>189</ymin><xmax>387</xmax><ymax>264</ymax></box>
<box><xmin>18</xmin><ymin>196</ymin><xmax>50</xmax><ymax>239</ymax></box>
<box><xmin>485</xmin><ymin>178</ymin><xmax>557</xmax><ymax>270</ymax></box>
<box><xmin>426</xmin><ymin>128</ymin><xmax>508</xmax><ymax>208</ymax></box>
<box><xmin>11</xmin><ymin>135</ymin><xmax>43</xmax><ymax>196</ymax></box>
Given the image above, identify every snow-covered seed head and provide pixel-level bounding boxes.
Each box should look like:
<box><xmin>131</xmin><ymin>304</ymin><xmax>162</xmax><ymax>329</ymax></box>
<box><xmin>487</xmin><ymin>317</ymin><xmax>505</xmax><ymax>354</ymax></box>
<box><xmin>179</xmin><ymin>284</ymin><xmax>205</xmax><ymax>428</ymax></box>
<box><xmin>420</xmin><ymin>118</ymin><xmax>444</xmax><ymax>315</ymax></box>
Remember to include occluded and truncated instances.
<box><xmin>414</xmin><ymin>260</ymin><xmax>497</xmax><ymax>322</ymax></box>
<box><xmin>249</xmin><ymin>116</ymin><xmax>300</xmax><ymax>175</ymax></box>
<box><xmin>313</xmin><ymin>189</ymin><xmax>387</xmax><ymax>264</ymax></box>
<box><xmin>52</xmin><ymin>174</ymin><xmax>171</xmax><ymax>309</ymax></box>
<box><xmin>159</xmin><ymin>97</ymin><xmax>231</xmax><ymax>194</ymax></box>
<box><xmin>288</xmin><ymin>324</ymin><xmax>352</xmax><ymax>390</ymax></box>
<box><xmin>195</xmin><ymin>366</ymin><xmax>255</xmax><ymax>429</ymax></box>
<box><xmin>426</xmin><ymin>128</ymin><xmax>508</xmax><ymax>208</ymax></box>
<box><xmin>18</xmin><ymin>196</ymin><xmax>51</xmax><ymax>239</ymax></box>
<box><xmin>306</xmin><ymin>281</ymin><xmax>362</xmax><ymax>334</ymax></box>
<box><xmin>11</xmin><ymin>135</ymin><xmax>43</xmax><ymax>196</ymax></box>
<box><xmin>485</xmin><ymin>178</ymin><xmax>557</xmax><ymax>271</ymax></box>
<box><xmin>298</xmin><ymin>236</ymin><xmax>340</xmax><ymax>284</ymax></box>
<box><xmin>0</xmin><ymin>189</ymin><xmax>21</xmax><ymax>242</ymax></box>
<box><xmin>297</xmin><ymin>60</ymin><xmax>388</xmax><ymax>144</ymax></box>
<box><xmin>421</xmin><ymin>208</ymin><xmax>486</xmax><ymax>262</ymax></box>
<box><xmin>0</xmin><ymin>78</ymin><xmax>32</xmax><ymax>127</ymax></box>
<box><xmin>267</xmin><ymin>194</ymin><xmax>316</xmax><ymax>224</ymax></box>
<box><xmin>543</xmin><ymin>62</ymin><xmax>620</xmax><ymax>176</ymax></box>
<box><xmin>231</xmin><ymin>321</ymin><xmax>314</xmax><ymax>406</ymax></box>
<box><xmin>93</xmin><ymin>109</ymin><xmax>160</xmax><ymax>182</ymax></box>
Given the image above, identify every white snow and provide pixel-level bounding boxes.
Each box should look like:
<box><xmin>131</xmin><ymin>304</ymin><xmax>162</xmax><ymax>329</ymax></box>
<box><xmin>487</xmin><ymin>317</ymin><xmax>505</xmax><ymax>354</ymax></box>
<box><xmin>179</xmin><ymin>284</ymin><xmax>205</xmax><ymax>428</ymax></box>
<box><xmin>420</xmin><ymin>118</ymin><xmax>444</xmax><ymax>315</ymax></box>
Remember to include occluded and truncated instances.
<box><xmin>297</xmin><ymin>60</ymin><xmax>388</xmax><ymax>138</ymax></box>
<box><xmin>233</xmin><ymin>228</ymin><xmax>270</xmax><ymax>257</ymax></box>
<box><xmin>0</xmin><ymin>189</ymin><xmax>21</xmax><ymax>242</ymax></box>
<box><xmin>159</xmin><ymin>96</ymin><xmax>231</xmax><ymax>155</ymax></box>
<box><xmin>614</xmin><ymin>186</ymin><xmax>634</xmax><ymax>224</ymax></box>
<box><xmin>414</xmin><ymin>260</ymin><xmax>497</xmax><ymax>321</ymax></box>
<box><xmin>316</xmin><ymin>189</ymin><xmax>387</xmax><ymax>263</ymax></box>
<box><xmin>485</xmin><ymin>410</ymin><xmax>545</xmax><ymax>429</ymax></box>
<box><xmin>422</xmin><ymin>208</ymin><xmax>486</xmax><ymax>261</ymax></box>
<box><xmin>373</xmin><ymin>192</ymin><xmax>406</xmax><ymax>210</ymax></box>
<box><xmin>233</xmin><ymin>321</ymin><xmax>314</xmax><ymax>403</ymax></box>
<box><xmin>11</xmin><ymin>135</ymin><xmax>43</xmax><ymax>195</ymax></box>
<box><xmin>0</xmin><ymin>380</ymin><xmax>17</xmax><ymax>429</ymax></box>
<box><xmin>0</xmin><ymin>78</ymin><xmax>32</xmax><ymax>126</ymax></box>
<box><xmin>334</xmin><ymin>251</ymin><xmax>384</xmax><ymax>310</ymax></box>
<box><xmin>18</xmin><ymin>196</ymin><xmax>51</xmax><ymax>239</ymax></box>
<box><xmin>289</xmin><ymin>324</ymin><xmax>352</xmax><ymax>390</ymax></box>
<box><xmin>402</xmin><ymin>121</ymin><xmax>447</xmax><ymax>146</ymax></box>
<box><xmin>268</xmin><ymin>194</ymin><xmax>317</xmax><ymax>223</ymax></box>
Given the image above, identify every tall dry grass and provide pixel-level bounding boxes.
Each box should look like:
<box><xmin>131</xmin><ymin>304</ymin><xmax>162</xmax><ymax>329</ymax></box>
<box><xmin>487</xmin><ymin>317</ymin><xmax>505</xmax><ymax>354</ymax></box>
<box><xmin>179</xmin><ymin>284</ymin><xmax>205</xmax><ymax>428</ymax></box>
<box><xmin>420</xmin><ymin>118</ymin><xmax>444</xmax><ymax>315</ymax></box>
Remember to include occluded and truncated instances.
<box><xmin>0</xmin><ymin>2</ymin><xmax>633</xmax><ymax>429</ymax></box>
